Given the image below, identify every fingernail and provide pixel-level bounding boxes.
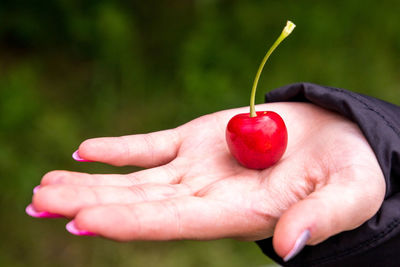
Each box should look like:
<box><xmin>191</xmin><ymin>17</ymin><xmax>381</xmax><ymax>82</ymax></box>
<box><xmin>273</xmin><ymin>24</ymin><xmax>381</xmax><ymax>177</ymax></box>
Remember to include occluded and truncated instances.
<box><xmin>72</xmin><ymin>150</ymin><xmax>92</xmax><ymax>162</ymax></box>
<box><xmin>66</xmin><ymin>220</ymin><xmax>97</xmax><ymax>236</ymax></box>
<box><xmin>284</xmin><ymin>229</ymin><xmax>311</xmax><ymax>262</ymax></box>
<box><xmin>33</xmin><ymin>185</ymin><xmax>41</xmax><ymax>194</ymax></box>
<box><xmin>25</xmin><ymin>204</ymin><xmax>64</xmax><ymax>218</ymax></box>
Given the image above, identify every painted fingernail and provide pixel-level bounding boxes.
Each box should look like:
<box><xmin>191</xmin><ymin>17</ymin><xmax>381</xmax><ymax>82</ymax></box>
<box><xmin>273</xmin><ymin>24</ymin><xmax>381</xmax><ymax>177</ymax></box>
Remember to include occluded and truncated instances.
<box><xmin>33</xmin><ymin>185</ymin><xmax>41</xmax><ymax>194</ymax></box>
<box><xmin>284</xmin><ymin>229</ymin><xmax>311</xmax><ymax>262</ymax></box>
<box><xmin>72</xmin><ymin>150</ymin><xmax>92</xmax><ymax>162</ymax></box>
<box><xmin>66</xmin><ymin>220</ymin><xmax>97</xmax><ymax>236</ymax></box>
<box><xmin>25</xmin><ymin>204</ymin><xmax>64</xmax><ymax>218</ymax></box>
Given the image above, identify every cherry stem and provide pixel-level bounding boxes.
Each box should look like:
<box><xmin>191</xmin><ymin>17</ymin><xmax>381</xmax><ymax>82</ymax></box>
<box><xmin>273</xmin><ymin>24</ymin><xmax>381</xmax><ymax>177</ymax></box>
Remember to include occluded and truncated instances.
<box><xmin>249</xmin><ymin>21</ymin><xmax>296</xmax><ymax>117</ymax></box>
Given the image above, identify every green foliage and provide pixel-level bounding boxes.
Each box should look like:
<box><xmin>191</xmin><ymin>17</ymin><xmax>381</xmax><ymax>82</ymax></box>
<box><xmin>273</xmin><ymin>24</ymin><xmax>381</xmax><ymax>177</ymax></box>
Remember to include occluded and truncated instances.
<box><xmin>1</xmin><ymin>0</ymin><xmax>399</xmax><ymax>266</ymax></box>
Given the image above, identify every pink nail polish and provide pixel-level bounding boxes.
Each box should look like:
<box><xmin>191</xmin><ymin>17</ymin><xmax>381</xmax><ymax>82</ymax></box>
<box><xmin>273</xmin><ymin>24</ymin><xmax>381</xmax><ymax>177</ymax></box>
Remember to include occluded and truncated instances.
<box><xmin>25</xmin><ymin>204</ymin><xmax>63</xmax><ymax>218</ymax></box>
<box><xmin>284</xmin><ymin>229</ymin><xmax>311</xmax><ymax>262</ymax></box>
<box><xmin>72</xmin><ymin>150</ymin><xmax>92</xmax><ymax>162</ymax></box>
<box><xmin>33</xmin><ymin>185</ymin><xmax>41</xmax><ymax>194</ymax></box>
<box><xmin>66</xmin><ymin>221</ymin><xmax>97</xmax><ymax>236</ymax></box>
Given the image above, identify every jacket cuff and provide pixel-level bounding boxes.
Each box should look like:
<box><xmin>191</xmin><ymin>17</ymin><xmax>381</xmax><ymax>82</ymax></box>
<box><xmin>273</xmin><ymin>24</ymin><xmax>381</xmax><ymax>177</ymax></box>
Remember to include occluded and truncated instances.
<box><xmin>256</xmin><ymin>82</ymin><xmax>400</xmax><ymax>266</ymax></box>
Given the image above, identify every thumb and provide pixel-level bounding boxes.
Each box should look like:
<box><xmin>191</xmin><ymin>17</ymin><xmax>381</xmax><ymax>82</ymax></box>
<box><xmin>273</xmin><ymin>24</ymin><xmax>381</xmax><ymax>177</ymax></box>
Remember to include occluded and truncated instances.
<box><xmin>273</xmin><ymin>179</ymin><xmax>384</xmax><ymax>262</ymax></box>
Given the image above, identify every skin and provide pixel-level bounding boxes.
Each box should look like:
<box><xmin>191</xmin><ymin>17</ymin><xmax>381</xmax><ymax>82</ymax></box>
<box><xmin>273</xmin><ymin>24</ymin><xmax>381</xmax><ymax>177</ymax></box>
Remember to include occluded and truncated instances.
<box><xmin>31</xmin><ymin>102</ymin><xmax>385</xmax><ymax>259</ymax></box>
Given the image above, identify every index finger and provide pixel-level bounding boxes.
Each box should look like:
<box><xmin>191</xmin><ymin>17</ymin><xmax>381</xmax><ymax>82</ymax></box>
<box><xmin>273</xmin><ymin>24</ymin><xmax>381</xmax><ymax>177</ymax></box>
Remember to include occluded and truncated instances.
<box><xmin>68</xmin><ymin>197</ymin><xmax>266</xmax><ymax>241</ymax></box>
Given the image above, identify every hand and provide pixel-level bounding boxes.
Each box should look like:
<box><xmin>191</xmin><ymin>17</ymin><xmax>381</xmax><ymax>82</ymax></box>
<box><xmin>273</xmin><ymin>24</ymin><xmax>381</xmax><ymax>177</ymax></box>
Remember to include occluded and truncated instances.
<box><xmin>30</xmin><ymin>102</ymin><xmax>385</xmax><ymax>260</ymax></box>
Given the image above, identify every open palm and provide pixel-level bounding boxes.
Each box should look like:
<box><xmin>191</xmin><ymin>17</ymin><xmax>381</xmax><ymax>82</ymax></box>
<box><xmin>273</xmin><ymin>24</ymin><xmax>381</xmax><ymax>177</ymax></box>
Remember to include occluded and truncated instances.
<box><xmin>31</xmin><ymin>102</ymin><xmax>385</xmax><ymax>259</ymax></box>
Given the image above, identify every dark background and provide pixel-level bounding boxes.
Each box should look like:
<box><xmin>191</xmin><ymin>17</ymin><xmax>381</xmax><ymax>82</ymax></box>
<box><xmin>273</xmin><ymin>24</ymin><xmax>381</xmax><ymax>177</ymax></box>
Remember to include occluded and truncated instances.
<box><xmin>1</xmin><ymin>0</ymin><xmax>399</xmax><ymax>266</ymax></box>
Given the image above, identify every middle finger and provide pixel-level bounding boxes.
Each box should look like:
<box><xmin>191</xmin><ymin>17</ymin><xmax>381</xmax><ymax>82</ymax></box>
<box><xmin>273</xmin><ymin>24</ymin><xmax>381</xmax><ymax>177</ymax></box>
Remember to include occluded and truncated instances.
<box><xmin>32</xmin><ymin>183</ymin><xmax>192</xmax><ymax>217</ymax></box>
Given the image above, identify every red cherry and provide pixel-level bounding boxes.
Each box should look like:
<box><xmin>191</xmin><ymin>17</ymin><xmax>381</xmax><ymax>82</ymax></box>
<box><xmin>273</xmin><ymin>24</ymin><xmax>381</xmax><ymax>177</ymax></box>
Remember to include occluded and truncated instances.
<box><xmin>226</xmin><ymin>111</ymin><xmax>287</xmax><ymax>169</ymax></box>
<box><xmin>225</xmin><ymin>21</ymin><xmax>294</xmax><ymax>169</ymax></box>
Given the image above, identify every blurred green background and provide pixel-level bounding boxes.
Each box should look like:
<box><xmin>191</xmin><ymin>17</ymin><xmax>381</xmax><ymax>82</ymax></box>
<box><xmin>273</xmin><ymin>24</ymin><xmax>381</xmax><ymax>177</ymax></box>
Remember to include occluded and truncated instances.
<box><xmin>1</xmin><ymin>0</ymin><xmax>399</xmax><ymax>266</ymax></box>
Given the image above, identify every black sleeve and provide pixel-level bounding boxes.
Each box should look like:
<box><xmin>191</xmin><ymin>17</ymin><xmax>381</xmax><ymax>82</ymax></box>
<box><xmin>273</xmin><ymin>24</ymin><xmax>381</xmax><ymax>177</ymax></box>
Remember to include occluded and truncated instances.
<box><xmin>256</xmin><ymin>82</ymin><xmax>400</xmax><ymax>267</ymax></box>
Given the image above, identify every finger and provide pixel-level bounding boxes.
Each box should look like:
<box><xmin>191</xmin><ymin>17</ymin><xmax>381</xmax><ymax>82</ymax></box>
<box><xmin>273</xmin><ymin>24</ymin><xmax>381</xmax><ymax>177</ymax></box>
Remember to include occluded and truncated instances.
<box><xmin>32</xmin><ymin>183</ymin><xmax>192</xmax><ymax>217</ymax></box>
<box><xmin>41</xmin><ymin>164</ymin><xmax>181</xmax><ymax>187</ymax></box>
<box><xmin>77</xmin><ymin>129</ymin><xmax>181</xmax><ymax>167</ymax></box>
<box><xmin>273</xmin><ymin>172</ymin><xmax>385</xmax><ymax>262</ymax></box>
<box><xmin>70</xmin><ymin>197</ymin><xmax>257</xmax><ymax>241</ymax></box>
<box><xmin>41</xmin><ymin>171</ymin><xmax>134</xmax><ymax>187</ymax></box>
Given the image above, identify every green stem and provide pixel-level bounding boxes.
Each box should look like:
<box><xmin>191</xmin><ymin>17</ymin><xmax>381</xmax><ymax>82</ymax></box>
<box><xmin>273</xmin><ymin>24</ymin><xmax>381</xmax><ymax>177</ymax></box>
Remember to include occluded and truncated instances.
<box><xmin>250</xmin><ymin>21</ymin><xmax>296</xmax><ymax>117</ymax></box>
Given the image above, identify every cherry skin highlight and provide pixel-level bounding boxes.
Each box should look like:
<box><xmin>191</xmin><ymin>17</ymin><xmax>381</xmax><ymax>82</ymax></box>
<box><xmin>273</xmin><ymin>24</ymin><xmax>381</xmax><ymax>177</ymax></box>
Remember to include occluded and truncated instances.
<box><xmin>226</xmin><ymin>111</ymin><xmax>287</xmax><ymax>169</ymax></box>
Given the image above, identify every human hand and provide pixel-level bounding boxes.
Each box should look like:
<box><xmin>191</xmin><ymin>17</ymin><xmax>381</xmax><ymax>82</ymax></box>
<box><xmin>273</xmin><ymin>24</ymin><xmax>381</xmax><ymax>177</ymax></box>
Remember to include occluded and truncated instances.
<box><xmin>29</xmin><ymin>102</ymin><xmax>385</xmax><ymax>260</ymax></box>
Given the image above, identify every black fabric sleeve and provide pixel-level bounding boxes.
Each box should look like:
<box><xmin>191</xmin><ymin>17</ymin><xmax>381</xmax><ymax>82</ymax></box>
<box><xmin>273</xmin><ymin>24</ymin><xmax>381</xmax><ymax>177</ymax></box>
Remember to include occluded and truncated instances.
<box><xmin>256</xmin><ymin>82</ymin><xmax>400</xmax><ymax>266</ymax></box>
